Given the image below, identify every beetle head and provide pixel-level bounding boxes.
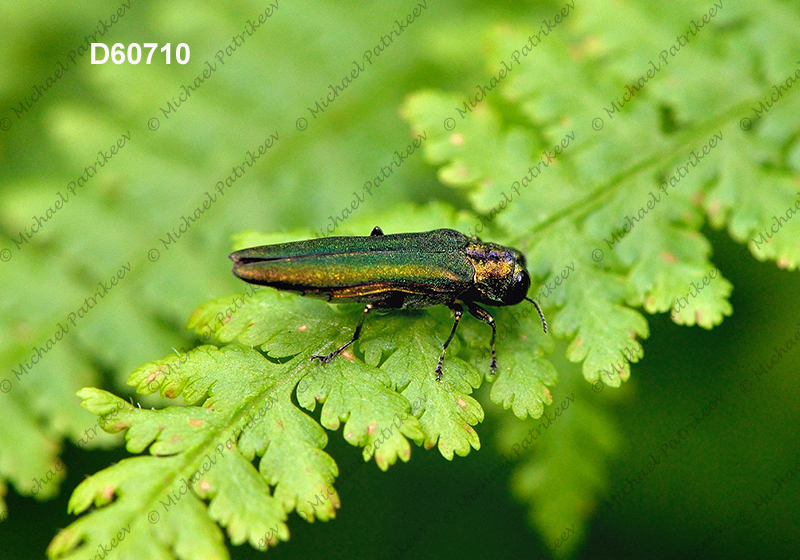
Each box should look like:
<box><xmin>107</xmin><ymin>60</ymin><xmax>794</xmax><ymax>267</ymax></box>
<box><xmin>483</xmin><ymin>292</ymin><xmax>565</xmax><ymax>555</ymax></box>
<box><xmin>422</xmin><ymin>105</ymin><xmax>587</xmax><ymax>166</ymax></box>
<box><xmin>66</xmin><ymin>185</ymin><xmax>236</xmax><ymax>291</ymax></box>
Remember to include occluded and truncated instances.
<box><xmin>464</xmin><ymin>241</ymin><xmax>530</xmax><ymax>306</ymax></box>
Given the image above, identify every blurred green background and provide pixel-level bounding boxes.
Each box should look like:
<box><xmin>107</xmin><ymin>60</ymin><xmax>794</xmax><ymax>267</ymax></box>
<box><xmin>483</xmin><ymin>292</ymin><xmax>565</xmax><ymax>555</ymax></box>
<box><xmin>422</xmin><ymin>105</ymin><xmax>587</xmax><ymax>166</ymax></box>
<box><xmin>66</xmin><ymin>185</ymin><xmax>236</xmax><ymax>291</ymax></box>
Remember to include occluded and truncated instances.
<box><xmin>1</xmin><ymin>0</ymin><xmax>799</xmax><ymax>558</ymax></box>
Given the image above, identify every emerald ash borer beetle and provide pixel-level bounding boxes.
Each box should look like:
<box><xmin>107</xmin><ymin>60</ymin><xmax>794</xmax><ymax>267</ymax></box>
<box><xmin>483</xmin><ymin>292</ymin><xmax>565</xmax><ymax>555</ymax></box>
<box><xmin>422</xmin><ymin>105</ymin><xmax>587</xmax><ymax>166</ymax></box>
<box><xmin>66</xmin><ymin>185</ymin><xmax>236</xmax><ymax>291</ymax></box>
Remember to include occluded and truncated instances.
<box><xmin>229</xmin><ymin>227</ymin><xmax>547</xmax><ymax>380</ymax></box>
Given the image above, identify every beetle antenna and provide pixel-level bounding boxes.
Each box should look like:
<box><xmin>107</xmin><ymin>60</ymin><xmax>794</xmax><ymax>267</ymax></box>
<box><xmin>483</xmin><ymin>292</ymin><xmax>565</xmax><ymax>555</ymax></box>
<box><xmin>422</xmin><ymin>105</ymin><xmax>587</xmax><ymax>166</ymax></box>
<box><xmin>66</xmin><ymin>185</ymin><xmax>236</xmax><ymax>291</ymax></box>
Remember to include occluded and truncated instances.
<box><xmin>525</xmin><ymin>297</ymin><xmax>548</xmax><ymax>334</ymax></box>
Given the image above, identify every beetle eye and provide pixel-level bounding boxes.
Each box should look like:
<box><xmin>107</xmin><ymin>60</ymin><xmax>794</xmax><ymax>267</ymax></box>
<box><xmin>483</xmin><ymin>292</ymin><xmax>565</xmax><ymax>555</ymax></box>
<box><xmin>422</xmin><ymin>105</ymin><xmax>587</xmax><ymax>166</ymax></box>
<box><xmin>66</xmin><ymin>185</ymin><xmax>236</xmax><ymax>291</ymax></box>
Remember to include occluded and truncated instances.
<box><xmin>506</xmin><ymin>269</ymin><xmax>531</xmax><ymax>305</ymax></box>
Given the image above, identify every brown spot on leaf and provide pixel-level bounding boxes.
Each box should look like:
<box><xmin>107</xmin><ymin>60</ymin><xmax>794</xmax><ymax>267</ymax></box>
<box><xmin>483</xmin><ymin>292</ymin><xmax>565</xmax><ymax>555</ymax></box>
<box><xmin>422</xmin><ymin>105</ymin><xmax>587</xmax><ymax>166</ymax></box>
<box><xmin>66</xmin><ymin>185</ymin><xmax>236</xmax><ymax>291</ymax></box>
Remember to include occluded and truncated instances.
<box><xmin>777</xmin><ymin>257</ymin><xmax>789</xmax><ymax>269</ymax></box>
<box><xmin>450</xmin><ymin>133</ymin><xmax>464</xmax><ymax>146</ymax></box>
<box><xmin>456</xmin><ymin>398</ymin><xmax>467</xmax><ymax>409</ymax></box>
<box><xmin>102</xmin><ymin>486</ymin><xmax>115</xmax><ymax>500</ymax></box>
<box><xmin>189</xmin><ymin>419</ymin><xmax>203</xmax><ymax>427</ymax></box>
<box><xmin>165</xmin><ymin>390</ymin><xmax>175</xmax><ymax>399</ymax></box>
<box><xmin>662</xmin><ymin>252</ymin><xmax>677</xmax><ymax>263</ymax></box>
<box><xmin>367</xmin><ymin>423</ymin><xmax>376</xmax><ymax>436</ymax></box>
<box><xmin>341</xmin><ymin>349</ymin><xmax>355</xmax><ymax>361</ymax></box>
<box><xmin>298</xmin><ymin>324</ymin><xmax>308</xmax><ymax>331</ymax></box>
<box><xmin>198</xmin><ymin>480</ymin><xmax>211</xmax><ymax>492</ymax></box>
<box><xmin>171</xmin><ymin>435</ymin><xmax>181</xmax><ymax>443</ymax></box>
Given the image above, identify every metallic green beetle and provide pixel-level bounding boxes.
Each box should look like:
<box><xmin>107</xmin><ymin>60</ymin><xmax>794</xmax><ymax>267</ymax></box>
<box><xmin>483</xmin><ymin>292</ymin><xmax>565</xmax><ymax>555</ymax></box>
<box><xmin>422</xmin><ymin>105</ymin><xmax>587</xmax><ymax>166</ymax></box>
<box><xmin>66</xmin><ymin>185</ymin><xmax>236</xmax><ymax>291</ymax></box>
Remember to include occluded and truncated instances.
<box><xmin>229</xmin><ymin>227</ymin><xmax>547</xmax><ymax>380</ymax></box>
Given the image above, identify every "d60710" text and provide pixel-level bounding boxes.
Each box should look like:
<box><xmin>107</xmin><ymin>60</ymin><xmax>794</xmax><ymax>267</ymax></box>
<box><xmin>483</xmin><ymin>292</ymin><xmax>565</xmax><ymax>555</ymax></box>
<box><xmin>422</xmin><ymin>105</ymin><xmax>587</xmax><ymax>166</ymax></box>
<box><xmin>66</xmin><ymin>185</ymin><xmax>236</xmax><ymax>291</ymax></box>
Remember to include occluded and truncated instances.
<box><xmin>91</xmin><ymin>43</ymin><xmax>190</xmax><ymax>65</ymax></box>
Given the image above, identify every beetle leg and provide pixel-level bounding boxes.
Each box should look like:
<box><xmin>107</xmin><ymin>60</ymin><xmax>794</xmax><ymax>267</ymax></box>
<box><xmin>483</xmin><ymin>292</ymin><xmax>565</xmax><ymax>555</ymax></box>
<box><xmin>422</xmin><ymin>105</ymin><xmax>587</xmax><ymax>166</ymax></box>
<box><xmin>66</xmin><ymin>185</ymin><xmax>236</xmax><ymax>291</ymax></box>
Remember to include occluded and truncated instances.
<box><xmin>436</xmin><ymin>303</ymin><xmax>464</xmax><ymax>381</ymax></box>
<box><xmin>465</xmin><ymin>302</ymin><xmax>497</xmax><ymax>376</ymax></box>
<box><xmin>311</xmin><ymin>304</ymin><xmax>373</xmax><ymax>364</ymax></box>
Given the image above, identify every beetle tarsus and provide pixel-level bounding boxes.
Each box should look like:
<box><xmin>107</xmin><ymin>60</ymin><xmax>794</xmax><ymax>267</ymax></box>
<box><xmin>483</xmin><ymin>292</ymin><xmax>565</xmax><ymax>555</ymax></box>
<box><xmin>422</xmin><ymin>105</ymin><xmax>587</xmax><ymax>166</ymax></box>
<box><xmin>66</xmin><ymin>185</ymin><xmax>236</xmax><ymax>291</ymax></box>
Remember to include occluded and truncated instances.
<box><xmin>465</xmin><ymin>302</ymin><xmax>498</xmax><ymax>375</ymax></box>
<box><xmin>436</xmin><ymin>303</ymin><xmax>464</xmax><ymax>381</ymax></box>
<box><xmin>311</xmin><ymin>304</ymin><xmax>373</xmax><ymax>365</ymax></box>
<box><xmin>310</xmin><ymin>352</ymin><xmax>336</xmax><ymax>363</ymax></box>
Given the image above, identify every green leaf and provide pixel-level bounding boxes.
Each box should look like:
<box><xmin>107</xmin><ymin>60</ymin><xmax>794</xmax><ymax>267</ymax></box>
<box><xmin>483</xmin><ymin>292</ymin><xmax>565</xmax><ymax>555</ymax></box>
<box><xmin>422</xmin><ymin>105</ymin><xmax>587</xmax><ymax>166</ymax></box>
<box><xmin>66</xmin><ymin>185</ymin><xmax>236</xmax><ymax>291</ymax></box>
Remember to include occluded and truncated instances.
<box><xmin>49</xmin><ymin>345</ymin><xmax>319</xmax><ymax>559</ymax></box>
<box><xmin>401</xmin><ymin>4</ymin><xmax>796</xmax><ymax>385</ymax></box>
<box><xmin>53</xmin><ymin>250</ymin><xmax>554</xmax><ymax>557</ymax></box>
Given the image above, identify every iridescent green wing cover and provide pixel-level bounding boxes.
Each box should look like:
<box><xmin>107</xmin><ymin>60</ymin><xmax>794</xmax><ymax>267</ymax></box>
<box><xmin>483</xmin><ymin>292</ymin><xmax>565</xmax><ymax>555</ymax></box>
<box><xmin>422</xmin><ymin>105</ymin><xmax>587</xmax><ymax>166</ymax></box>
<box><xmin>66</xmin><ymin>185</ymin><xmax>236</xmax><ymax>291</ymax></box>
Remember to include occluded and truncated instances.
<box><xmin>230</xmin><ymin>229</ymin><xmax>476</xmax><ymax>307</ymax></box>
